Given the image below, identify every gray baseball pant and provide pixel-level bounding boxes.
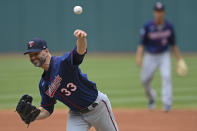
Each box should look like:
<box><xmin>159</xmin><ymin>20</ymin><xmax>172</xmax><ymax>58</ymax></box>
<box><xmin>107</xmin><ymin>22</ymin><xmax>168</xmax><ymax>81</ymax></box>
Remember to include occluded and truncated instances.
<box><xmin>66</xmin><ymin>91</ymin><xmax>119</xmax><ymax>131</ymax></box>
<box><xmin>141</xmin><ymin>52</ymin><xmax>172</xmax><ymax>106</ymax></box>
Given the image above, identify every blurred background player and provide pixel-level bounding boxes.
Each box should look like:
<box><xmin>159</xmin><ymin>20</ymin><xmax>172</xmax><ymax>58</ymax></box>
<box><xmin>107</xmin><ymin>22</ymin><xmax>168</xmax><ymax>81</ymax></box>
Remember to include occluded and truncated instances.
<box><xmin>136</xmin><ymin>2</ymin><xmax>186</xmax><ymax>112</ymax></box>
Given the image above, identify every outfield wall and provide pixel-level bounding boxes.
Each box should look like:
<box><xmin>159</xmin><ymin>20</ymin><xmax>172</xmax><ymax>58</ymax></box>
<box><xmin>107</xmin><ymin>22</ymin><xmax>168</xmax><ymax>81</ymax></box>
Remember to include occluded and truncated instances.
<box><xmin>0</xmin><ymin>0</ymin><xmax>196</xmax><ymax>52</ymax></box>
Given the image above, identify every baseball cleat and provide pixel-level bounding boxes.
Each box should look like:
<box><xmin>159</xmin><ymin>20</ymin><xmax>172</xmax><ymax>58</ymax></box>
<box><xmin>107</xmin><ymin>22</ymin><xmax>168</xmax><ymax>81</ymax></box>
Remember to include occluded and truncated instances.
<box><xmin>148</xmin><ymin>100</ymin><xmax>155</xmax><ymax>110</ymax></box>
<box><xmin>163</xmin><ymin>104</ymin><xmax>171</xmax><ymax>112</ymax></box>
<box><xmin>148</xmin><ymin>89</ymin><xmax>156</xmax><ymax>110</ymax></box>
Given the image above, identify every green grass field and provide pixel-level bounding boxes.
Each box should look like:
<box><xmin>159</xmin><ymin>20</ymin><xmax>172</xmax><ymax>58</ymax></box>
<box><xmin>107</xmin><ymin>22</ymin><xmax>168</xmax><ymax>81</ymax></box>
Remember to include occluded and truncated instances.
<box><xmin>0</xmin><ymin>53</ymin><xmax>197</xmax><ymax>110</ymax></box>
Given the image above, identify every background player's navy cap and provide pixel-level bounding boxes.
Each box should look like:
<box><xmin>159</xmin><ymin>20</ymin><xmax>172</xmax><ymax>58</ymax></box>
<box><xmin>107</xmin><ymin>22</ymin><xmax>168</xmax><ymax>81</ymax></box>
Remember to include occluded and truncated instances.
<box><xmin>24</xmin><ymin>37</ymin><xmax>47</xmax><ymax>55</ymax></box>
<box><xmin>154</xmin><ymin>2</ymin><xmax>165</xmax><ymax>11</ymax></box>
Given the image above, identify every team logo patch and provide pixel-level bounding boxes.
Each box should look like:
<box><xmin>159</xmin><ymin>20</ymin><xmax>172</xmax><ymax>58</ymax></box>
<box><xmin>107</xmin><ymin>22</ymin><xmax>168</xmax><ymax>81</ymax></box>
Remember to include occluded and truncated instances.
<box><xmin>28</xmin><ymin>41</ymin><xmax>34</xmax><ymax>48</ymax></box>
<box><xmin>46</xmin><ymin>75</ymin><xmax>62</xmax><ymax>98</ymax></box>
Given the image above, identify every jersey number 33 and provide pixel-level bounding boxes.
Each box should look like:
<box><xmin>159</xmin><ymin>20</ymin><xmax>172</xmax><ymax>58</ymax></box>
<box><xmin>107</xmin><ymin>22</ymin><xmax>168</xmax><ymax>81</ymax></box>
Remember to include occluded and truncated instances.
<box><xmin>61</xmin><ymin>83</ymin><xmax>77</xmax><ymax>96</ymax></box>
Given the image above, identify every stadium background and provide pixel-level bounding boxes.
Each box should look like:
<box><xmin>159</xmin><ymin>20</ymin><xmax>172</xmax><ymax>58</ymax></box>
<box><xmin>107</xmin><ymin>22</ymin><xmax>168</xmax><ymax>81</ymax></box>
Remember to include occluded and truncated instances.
<box><xmin>0</xmin><ymin>0</ymin><xmax>197</xmax><ymax>52</ymax></box>
<box><xmin>0</xmin><ymin>0</ymin><xmax>197</xmax><ymax>131</ymax></box>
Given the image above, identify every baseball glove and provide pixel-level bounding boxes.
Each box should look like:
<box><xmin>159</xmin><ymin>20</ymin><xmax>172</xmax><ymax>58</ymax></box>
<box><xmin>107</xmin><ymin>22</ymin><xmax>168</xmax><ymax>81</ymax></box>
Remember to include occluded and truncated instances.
<box><xmin>176</xmin><ymin>59</ymin><xmax>188</xmax><ymax>76</ymax></box>
<box><xmin>16</xmin><ymin>94</ymin><xmax>40</xmax><ymax>125</ymax></box>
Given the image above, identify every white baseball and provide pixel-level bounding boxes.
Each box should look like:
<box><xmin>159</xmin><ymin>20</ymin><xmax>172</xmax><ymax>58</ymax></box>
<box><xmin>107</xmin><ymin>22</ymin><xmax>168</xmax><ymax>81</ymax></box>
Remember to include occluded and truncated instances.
<box><xmin>73</xmin><ymin>6</ymin><xmax>83</xmax><ymax>15</ymax></box>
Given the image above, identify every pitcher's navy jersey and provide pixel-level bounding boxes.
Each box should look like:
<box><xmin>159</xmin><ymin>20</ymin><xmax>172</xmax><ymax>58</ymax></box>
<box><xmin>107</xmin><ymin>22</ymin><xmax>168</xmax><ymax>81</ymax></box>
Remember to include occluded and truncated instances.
<box><xmin>140</xmin><ymin>20</ymin><xmax>176</xmax><ymax>54</ymax></box>
<box><xmin>39</xmin><ymin>48</ymin><xmax>98</xmax><ymax>113</ymax></box>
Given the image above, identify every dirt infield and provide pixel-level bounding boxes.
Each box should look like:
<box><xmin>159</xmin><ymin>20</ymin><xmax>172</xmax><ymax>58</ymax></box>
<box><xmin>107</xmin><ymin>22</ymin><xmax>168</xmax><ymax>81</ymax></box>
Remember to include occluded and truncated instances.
<box><xmin>1</xmin><ymin>109</ymin><xmax>197</xmax><ymax>131</ymax></box>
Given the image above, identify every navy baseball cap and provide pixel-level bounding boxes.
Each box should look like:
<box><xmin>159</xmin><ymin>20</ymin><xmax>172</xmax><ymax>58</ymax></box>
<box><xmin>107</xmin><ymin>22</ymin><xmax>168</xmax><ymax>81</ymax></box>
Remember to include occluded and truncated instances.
<box><xmin>154</xmin><ymin>2</ymin><xmax>165</xmax><ymax>11</ymax></box>
<box><xmin>24</xmin><ymin>37</ymin><xmax>47</xmax><ymax>55</ymax></box>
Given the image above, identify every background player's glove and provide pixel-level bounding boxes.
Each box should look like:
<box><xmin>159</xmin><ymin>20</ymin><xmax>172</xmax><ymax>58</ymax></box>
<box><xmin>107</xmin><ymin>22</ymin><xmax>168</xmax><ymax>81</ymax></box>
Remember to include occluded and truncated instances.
<box><xmin>176</xmin><ymin>59</ymin><xmax>188</xmax><ymax>76</ymax></box>
<box><xmin>16</xmin><ymin>94</ymin><xmax>40</xmax><ymax>125</ymax></box>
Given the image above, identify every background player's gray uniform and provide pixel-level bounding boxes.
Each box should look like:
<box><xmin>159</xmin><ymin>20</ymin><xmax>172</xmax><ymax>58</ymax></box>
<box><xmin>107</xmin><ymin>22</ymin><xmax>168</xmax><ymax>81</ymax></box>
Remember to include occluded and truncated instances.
<box><xmin>141</xmin><ymin>52</ymin><xmax>172</xmax><ymax>106</ymax></box>
<box><xmin>139</xmin><ymin>19</ymin><xmax>176</xmax><ymax>110</ymax></box>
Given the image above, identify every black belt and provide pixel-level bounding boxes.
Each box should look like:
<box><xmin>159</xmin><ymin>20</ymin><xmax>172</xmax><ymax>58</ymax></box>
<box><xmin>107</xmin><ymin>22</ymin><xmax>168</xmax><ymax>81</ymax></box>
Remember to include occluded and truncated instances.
<box><xmin>78</xmin><ymin>103</ymin><xmax>98</xmax><ymax>114</ymax></box>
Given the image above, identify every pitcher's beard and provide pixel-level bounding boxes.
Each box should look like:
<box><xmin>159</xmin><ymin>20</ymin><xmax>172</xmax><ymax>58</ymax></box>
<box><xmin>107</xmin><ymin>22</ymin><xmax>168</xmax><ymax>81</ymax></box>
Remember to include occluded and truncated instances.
<box><xmin>32</xmin><ymin>59</ymin><xmax>42</xmax><ymax>67</ymax></box>
<box><xmin>31</xmin><ymin>55</ymin><xmax>46</xmax><ymax>67</ymax></box>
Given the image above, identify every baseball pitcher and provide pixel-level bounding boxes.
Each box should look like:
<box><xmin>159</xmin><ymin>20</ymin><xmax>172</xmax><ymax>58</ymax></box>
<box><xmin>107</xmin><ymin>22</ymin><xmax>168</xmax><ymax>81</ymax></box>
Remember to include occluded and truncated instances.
<box><xmin>16</xmin><ymin>29</ymin><xmax>119</xmax><ymax>131</ymax></box>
